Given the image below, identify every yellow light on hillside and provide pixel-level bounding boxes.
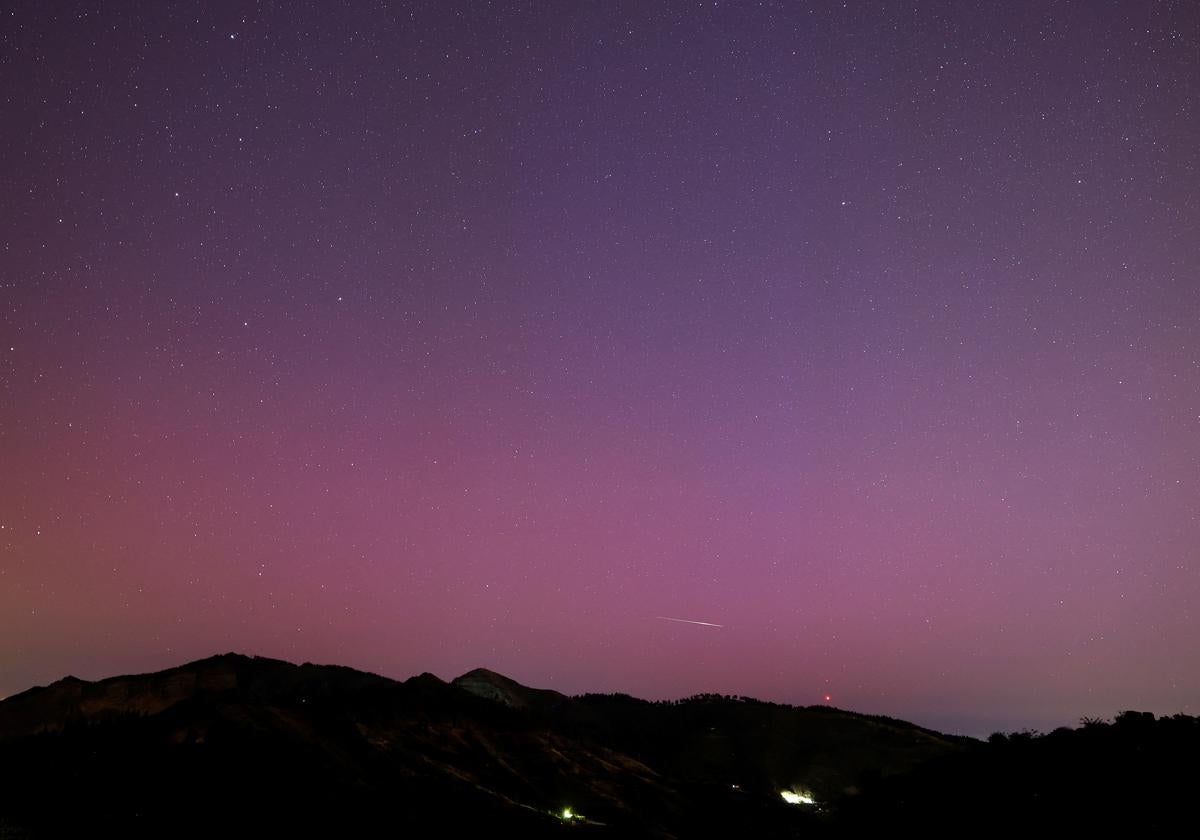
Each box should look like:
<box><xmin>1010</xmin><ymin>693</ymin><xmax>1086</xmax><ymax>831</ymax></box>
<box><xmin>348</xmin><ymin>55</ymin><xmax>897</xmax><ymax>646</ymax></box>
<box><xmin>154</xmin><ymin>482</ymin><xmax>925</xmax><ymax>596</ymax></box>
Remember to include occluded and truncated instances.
<box><xmin>780</xmin><ymin>790</ymin><xmax>816</xmax><ymax>806</ymax></box>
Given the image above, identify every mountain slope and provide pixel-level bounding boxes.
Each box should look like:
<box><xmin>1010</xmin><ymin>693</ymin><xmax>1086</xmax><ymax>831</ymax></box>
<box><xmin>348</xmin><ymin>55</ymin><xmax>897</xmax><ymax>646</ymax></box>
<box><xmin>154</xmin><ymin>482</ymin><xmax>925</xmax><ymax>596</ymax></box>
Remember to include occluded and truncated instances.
<box><xmin>452</xmin><ymin>667</ymin><xmax>572</xmax><ymax>712</ymax></box>
<box><xmin>0</xmin><ymin>654</ymin><xmax>967</xmax><ymax>838</ymax></box>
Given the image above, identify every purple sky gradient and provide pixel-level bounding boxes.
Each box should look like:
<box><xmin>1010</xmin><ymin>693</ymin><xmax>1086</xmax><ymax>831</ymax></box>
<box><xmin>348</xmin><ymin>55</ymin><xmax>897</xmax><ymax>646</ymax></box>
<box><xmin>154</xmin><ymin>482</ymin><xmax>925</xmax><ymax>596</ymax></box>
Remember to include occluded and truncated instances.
<box><xmin>2</xmin><ymin>0</ymin><xmax>1199</xmax><ymax>736</ymax></box>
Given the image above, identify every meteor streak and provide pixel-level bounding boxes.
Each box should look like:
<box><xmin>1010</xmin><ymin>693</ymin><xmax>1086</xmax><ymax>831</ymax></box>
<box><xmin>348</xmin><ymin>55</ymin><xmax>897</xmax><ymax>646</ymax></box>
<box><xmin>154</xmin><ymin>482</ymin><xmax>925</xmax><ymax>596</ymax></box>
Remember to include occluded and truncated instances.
<box><xmin>655</xmin><ymin>616</ymin><xmax>723</xmax><ymax>628</ymax></box>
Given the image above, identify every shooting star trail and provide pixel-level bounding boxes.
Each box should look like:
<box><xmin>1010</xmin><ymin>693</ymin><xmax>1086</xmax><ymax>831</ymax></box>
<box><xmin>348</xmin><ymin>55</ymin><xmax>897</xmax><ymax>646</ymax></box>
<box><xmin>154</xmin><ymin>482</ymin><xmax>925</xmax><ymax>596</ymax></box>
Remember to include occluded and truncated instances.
<box><xmin>655</xmin><ymin>616</ymin><xmax>724</xmax><ymax>628</ymax></box>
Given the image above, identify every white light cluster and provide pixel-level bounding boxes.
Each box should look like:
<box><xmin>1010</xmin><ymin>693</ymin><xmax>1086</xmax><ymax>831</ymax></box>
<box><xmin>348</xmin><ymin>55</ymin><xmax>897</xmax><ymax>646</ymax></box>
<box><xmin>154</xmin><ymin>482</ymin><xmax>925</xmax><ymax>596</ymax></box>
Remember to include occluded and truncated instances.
<box><xmin>780</xmin><ymin>790</ymin><xmax>816</xmax><ymax>806</ymax></box>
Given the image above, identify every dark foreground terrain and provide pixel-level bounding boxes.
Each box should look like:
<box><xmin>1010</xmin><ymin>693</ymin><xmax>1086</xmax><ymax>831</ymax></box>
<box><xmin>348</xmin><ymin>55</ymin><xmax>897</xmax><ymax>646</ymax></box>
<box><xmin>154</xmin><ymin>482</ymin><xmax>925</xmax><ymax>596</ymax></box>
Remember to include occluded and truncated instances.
<box><xmin>0</xmin><ymin>655</ymin><xmax>1194</xmax><ymax>837</ymax></box>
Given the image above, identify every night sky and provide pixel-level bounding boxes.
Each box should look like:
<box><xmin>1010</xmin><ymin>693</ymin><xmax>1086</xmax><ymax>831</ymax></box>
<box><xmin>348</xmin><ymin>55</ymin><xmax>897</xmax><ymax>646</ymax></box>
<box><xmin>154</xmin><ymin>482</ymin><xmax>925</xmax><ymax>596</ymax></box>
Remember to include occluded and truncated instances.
<box><xmin>3</xmin><ymin>1</ymin><xmax>1199</xmax><ymax>737</ymax></box>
